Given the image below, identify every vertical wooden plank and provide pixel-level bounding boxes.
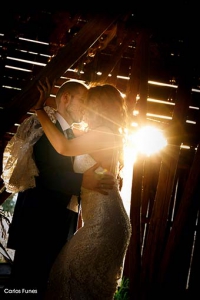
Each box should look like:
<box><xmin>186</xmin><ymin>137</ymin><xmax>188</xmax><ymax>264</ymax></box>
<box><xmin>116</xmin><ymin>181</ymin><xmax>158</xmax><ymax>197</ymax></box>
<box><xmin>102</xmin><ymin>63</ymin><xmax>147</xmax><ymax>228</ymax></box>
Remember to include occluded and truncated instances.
<box><xmin>158</xmin><ymin>144</ymin><xmax>200</xmax><ymax>296</ymax></box>
<box><xmin>123</xmin><ymin>155</ymin><xmax>144</xmax><ymax>300</ymax></box>
<box><xmin>140</xmin><ymin>145</ymin><xmax>180</xmax><ymax>299</ymax></box>
<box><xmin>140</xmin><ymin>155</ymin><xmax>161</xmax><ymax>240</ymax></box>
<box><xmin>187</xmin><ymin>206</ymin><xmax>200</xmax><ymax>298</ymax></box>
<box><xmin>156</xmin><ymin>26</ymin><xmax>200</xmax><ymax>297</ymax></box>
<box><xmin>126</xmin><ymin>29</ymin><xmax>150</xmax><ymax>118</ymax></box>
<box><xmin>123</xmin><ymin>29</ymin><xmax>150</xmax><ymax>299</ymax></box>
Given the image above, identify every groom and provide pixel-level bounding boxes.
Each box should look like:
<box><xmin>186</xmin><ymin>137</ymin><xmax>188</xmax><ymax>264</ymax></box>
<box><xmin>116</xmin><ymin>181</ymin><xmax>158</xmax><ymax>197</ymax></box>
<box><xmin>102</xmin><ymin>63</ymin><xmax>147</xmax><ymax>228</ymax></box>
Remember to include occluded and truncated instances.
<box><xmin>5</xmin><ymin>79</ymin><xmax>114</xmax><ymax>299</ymax></box>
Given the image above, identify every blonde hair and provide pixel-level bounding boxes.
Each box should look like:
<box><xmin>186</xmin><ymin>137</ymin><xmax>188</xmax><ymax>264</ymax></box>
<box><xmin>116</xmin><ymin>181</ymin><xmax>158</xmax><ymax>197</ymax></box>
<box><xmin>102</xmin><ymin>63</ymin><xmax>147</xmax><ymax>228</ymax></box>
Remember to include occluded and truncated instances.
<box><xmin>85</xmin><ymin>84</ymin><xmax>128</xmax><ymax>184</ymax></box>
<box><xmin>86</xmin><ymin>84</ymin><xmax>127</xmax><ymax>134</ymax></box>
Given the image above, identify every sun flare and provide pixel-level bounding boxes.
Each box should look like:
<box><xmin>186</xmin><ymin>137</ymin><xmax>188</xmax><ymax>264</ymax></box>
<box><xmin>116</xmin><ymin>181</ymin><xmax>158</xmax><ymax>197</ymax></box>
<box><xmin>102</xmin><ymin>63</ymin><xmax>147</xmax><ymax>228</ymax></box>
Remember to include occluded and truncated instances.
<box><xmin>120</xmin><ymin>125</ymin><xmax>167</xmax><ymax>214</ymax></box>
<box><xmin>128</xmin><ymin>125</ymin><xmax>167</xmax><ymax>156</ymax></box>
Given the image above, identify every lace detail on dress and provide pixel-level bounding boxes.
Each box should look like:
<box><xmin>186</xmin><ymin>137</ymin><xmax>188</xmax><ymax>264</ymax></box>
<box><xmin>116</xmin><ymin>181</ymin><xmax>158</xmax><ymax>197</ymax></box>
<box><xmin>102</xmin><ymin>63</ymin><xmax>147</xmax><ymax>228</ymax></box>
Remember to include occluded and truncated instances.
<box><xmin>1</xmin><ymin>106</ymin><xmax>56</xmax><ymax>193</ymax></box>
<box><xmin>45</xmin><ymin>154</ymin><xmax>132</xmax><ymax>300</ymax></box>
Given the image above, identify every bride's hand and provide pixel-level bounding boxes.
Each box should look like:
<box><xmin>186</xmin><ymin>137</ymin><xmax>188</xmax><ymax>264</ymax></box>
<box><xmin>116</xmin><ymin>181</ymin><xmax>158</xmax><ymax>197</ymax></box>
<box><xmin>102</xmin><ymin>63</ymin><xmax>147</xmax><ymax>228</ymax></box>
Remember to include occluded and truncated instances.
<box><xmin>72</xmin><ymin>128</ymin><xmax>85</xmax><ymax>137</ymax></box>
<box><xmin>71</xmin><ymin>122</ymin><xmax>89</xmax><ymax>137</ymax></box>
<box><xmin>35</xmin><ymin>77</ymin><xmax>53</xmax><ymax>110</ymax></box>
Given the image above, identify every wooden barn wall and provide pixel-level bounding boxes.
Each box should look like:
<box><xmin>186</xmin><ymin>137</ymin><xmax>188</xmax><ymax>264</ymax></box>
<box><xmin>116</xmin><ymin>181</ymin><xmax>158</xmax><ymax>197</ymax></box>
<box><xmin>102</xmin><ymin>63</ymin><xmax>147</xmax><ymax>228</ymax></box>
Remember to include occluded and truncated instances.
<box><xmin>0</xmin><ymin>9</ymin><xmax>200</xmax><ymax>299</ymax></box>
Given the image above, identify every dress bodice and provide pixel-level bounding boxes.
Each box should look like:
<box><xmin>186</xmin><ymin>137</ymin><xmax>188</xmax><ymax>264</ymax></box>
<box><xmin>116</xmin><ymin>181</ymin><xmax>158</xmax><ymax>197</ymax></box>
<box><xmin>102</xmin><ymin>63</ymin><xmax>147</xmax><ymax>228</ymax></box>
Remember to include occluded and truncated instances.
<box><xmin>74</xmin><ymin>154</ymin><xmax>119</xmax><ymax>224</ymax></box>
<box><xmin>73</xmin><ymin>153</ymin><xmax>103</xmax><ymax>174</ymax></box>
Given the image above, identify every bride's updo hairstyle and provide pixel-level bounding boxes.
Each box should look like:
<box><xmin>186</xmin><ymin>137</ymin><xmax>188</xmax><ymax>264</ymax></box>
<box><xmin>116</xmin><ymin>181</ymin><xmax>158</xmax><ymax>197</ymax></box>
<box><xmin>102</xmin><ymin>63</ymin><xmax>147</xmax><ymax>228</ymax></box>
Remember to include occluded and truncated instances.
<box><xmin>85</xmin><ymin>84</ymin><xmax>127</xmax><ymax>134</ymax></box>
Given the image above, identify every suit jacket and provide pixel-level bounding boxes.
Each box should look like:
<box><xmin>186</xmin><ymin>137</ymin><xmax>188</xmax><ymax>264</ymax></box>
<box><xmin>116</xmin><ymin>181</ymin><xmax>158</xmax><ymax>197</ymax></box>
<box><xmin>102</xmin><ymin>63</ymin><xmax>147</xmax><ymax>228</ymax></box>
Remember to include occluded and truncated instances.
<box><xmin>7</xmin><ymin>121</ymin><xmax>83</xmax><ymax>254</ymax></box>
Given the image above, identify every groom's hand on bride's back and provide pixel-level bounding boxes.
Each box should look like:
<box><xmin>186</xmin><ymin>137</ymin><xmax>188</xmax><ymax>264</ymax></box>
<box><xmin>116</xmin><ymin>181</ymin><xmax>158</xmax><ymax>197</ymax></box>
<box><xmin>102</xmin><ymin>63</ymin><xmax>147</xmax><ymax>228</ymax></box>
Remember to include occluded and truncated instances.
<box><xmin>82</xmin><ymin>163</ymin><xmax>115</xmax><ymax>195</ymax></box>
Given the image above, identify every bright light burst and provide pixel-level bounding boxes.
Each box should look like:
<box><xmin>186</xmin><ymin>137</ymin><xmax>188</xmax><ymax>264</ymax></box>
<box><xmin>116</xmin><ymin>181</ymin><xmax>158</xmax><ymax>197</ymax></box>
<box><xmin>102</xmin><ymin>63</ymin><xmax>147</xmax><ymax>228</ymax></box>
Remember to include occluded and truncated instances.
<box><xmin>129</xmin><ymin>125</ymin><xmax>167</xmax><ymax>156</ymax></box>
<box><xmin>70</xmin><ymin>124</ymin><xmax>166</xmax><ymax>216</ymax></box>
<box><xmin>120</xmin><ymin>125</ymin><xmax>167</xmax><ymax>215</ymax></box>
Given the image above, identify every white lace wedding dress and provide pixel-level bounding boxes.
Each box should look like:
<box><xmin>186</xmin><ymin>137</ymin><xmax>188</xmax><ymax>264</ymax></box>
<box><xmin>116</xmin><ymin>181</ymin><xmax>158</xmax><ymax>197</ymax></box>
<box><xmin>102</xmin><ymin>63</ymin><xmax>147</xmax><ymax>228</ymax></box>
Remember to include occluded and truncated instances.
<box><xmin>45</xmin><ymin>154</ymin><xmax>132</xmax><ymax>300</ymax></box>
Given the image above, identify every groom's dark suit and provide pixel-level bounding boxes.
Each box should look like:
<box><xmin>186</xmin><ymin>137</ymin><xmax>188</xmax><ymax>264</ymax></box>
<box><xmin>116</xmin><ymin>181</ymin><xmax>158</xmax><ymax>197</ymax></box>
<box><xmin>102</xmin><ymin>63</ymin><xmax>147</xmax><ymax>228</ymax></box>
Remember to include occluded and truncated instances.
<box><xmin>6</xmin><ymin>121</ymin><xmax>82</xmax><ymax>298</ymax></box>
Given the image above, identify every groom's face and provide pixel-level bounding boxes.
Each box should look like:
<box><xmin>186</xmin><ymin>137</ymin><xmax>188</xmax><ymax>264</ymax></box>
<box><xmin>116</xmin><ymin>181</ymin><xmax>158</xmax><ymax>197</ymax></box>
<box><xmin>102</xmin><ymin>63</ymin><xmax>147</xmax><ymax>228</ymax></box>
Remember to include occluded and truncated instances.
<box><xmin>66</xmin><ymin>88</ymin><xmax>87</xmax><ymax>123</ymax></box>
<box><xmin>82</xmin><ymin>98</ymin><xmax>101</xmax><ymax>129</ymax></box>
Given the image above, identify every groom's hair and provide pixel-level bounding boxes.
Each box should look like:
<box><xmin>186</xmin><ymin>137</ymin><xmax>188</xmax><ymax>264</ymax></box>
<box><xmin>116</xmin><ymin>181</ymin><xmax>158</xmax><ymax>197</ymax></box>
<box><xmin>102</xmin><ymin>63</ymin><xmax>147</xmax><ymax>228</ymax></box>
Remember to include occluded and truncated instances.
<box><xmin>55</xmin><ymin>80</ymin><xmax>88</xmax><ymax>106</ymax></box>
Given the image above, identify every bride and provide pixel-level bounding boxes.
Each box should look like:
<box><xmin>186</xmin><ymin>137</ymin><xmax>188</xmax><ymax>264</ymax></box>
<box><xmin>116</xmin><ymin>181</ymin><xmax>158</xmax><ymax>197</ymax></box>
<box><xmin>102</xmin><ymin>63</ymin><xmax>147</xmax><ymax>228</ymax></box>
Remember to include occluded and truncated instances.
<box><xmin>35</xmin><ymin>80</ymin><xmax>132</xmax><ymax>300</ymax></box>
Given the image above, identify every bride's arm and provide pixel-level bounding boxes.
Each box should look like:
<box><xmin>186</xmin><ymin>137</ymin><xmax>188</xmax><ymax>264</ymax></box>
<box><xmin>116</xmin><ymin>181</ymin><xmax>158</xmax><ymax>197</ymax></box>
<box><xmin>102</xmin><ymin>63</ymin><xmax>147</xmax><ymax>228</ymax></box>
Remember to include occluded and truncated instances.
<box><xmin>34</xmin><ymin>78</ymin><xmax>115</xmax><ymax>156</ymax></box>
<box><xmin>36</xmin><ymin>109</ymin><xmax>114</xmax><ymax>156</ymax></box>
